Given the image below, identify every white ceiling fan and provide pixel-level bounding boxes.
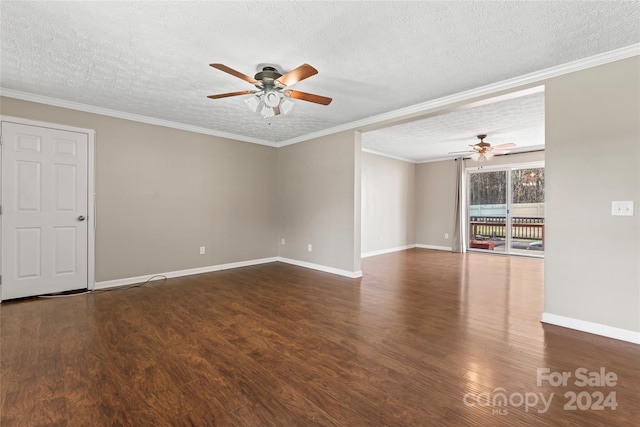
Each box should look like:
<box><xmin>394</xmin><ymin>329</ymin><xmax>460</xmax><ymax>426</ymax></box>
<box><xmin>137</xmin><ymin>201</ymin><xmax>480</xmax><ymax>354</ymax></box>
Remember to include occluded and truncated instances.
<box><xmin>450</xmin><ymin>134</ymin><xmax>516</xmax><ymax>161</ymax></box>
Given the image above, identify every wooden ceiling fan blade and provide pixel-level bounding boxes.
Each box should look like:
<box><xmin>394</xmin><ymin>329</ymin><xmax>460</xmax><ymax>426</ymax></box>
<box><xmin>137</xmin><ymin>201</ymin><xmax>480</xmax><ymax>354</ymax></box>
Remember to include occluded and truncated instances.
<box><xmin>210</xmin><ymin>63</ymin><xmax>261</xmax><ymax>86</ymax></box>
<box><xmin>493</xmin><ymin>142</ymin><xmax>516</xmax><ymax>149</ymax></box>
<box><xmin>276</xmin><ymin>64</ymin><xmax>318</xmax><ymax>87</ymax></box>
<box><xmin>207</xmin><ymin>90</ymin><xmax>257</xmax><ymax>99</ymax></box>
<box><xmin>284</xmin><ymin>90</ymin><xmax>332</xmax><ymax>105</ymax></box>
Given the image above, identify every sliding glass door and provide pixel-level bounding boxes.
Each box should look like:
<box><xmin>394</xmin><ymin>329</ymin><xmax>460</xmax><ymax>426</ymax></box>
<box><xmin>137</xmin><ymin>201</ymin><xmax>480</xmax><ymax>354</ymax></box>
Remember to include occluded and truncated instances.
<box><xmin>468</xmin><ymin>165</ymin><xmax>544</xmax><ymax>256</ymax></box>
<box><xmin>468</xmin><ymin>170</ymin><xmax>508</xmax><ymax>253</ymax></box>
<box><xmin>510</xmin><ymin>168</ymin><xmax>545</xmax><ymax>255</ymax></box>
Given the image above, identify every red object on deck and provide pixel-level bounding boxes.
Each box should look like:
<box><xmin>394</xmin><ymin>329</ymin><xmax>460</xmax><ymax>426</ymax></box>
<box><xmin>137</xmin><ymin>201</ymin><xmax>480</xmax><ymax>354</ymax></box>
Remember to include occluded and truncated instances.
<box><xmin>470</xmin><ymin>240</ymin><xmax>495</xmax><ymax>250</ymax></box>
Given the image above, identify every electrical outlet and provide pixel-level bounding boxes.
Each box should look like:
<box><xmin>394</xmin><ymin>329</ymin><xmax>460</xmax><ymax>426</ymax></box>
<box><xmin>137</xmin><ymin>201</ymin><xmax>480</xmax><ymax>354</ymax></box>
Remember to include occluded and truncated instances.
<box><xmin>445</xmin><ymin>233</ymin><xmax>449</xmax><ymax>239</ymax></box>
<box><xmin>199</xmin><ymin>246</ymin><xmax>206</xmax><ymax>255</ymax></box>
<box><xmin>308</xmin><ymin>244</ymin><xmax>313</xmax><ymax>252</ymax></box>
<box><xmin>281</xmin><ymin>238</ymin><xmax>286</xmax><ymax>245</ymax></box>
<box><xmin>612</xmin><ymin>201</ymin><xmax>634</xmax><ymax>216</ymax></box>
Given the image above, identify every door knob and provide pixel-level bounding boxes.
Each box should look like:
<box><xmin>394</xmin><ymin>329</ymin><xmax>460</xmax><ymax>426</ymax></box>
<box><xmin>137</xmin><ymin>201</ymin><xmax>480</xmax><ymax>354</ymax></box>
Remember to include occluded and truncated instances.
<box><xmin>77</xmin><ymin>215</ymin><xmax>86</xmax><ymax>221</ymax></box>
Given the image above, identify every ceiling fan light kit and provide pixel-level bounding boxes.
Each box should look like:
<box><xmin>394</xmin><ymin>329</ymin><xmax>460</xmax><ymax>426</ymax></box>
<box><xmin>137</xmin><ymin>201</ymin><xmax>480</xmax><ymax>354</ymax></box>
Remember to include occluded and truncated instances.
<box><xmin>452</xmin><ymin>134</ymin><xmax>517</xmax><ymax>161</ymax></box>
<box><xmin>244</xmin><ymin>89</ymin><xmax>296</xmax><ymax>118</ymax></box>
<box><xmin>208</xmin><ymin>63</ymin><xmax>332</xmax><ymax>119</ymax></box>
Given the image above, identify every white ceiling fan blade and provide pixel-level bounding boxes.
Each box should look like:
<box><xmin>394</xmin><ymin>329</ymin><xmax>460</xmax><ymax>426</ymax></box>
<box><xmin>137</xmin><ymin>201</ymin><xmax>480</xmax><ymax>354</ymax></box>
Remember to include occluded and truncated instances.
<box><xmin>493</xmin><ymin>143</ymin><xmax>516</xmax><ymax>149</ymax></box>
<box><xmin>491</xmin><ymin>149</ymin><xmax>509</xmax><ymax>155</ymax></box>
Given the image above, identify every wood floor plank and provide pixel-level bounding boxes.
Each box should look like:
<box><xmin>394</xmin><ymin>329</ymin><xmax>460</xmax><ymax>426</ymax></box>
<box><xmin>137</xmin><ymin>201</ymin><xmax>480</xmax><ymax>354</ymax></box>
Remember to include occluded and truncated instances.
<box><xmin>1</xmin><ymin>249</ymin><xmax>638</xmax><ymax>426</ymax></box>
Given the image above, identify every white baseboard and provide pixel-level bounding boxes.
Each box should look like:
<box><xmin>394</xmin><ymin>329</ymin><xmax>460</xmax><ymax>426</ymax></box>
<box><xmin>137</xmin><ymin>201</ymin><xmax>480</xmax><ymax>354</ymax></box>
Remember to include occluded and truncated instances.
<box><xmin>277</xmin><ymin>257</ymin><xmax>362</xmax><ymax>278</ymax></box>
<box><xmin>361</xmin><ymin>244</ymin><xmax>416</xmax><ymax>258</ymax></box>
<box><xmin>94</xmin><ymin>256</ymin><xmax>362</xmax><ymax>289</ymax></box>
<box><xmin>94</xmin><ymin>257</ymin><xmax>278</xmax><ymax>290</ymax></box>
<box><xmin>541</xmin><ymin>312</ymin><xmax>640</xmax><ymax>345</ymax></box>
<box><xmin>415</xmin><ymin>244</ymin><xmax>453</xmax><ymax>251</ymax></box>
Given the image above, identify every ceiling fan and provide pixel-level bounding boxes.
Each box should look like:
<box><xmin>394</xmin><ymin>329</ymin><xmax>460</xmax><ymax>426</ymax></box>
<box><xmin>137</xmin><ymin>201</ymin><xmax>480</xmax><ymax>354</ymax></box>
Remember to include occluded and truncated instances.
<box><xmin>207</xmin><ymin>63</ymin><xmax>332</xmax><ymax>118</ymax></box>
<box><xmin>450</xmin><ymin>134</ymin><xmax>516</xmax><ymax>161</ymax></box>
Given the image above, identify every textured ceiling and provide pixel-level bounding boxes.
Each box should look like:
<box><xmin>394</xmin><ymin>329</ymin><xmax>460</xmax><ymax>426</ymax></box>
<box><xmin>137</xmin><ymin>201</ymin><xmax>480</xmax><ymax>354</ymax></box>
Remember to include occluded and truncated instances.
<box><xmin>363</xmin><ymin>90</ymin><xmax>546</xmax><ymax>163</ymax></box>
<box><xmin>1</xmin><ymin>1</ymin><xmax>639</xmax><ymax>161</ymax></box>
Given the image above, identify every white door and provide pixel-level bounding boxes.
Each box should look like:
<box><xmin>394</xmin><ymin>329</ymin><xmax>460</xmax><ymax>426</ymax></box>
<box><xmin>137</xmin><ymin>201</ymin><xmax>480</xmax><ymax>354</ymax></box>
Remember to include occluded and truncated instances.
<box><xmin>1</xmin><ymin>122</ymin><xmax>89</xmax><ymax>300</ymax></box>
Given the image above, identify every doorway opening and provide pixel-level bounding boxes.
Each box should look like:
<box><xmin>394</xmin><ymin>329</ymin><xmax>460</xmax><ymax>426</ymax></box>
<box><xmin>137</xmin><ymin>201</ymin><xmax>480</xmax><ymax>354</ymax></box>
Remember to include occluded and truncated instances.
<box><xmin>467</xmin><ymin>163</ymin><xmax>544</xmax><ymax>257</ymax></box>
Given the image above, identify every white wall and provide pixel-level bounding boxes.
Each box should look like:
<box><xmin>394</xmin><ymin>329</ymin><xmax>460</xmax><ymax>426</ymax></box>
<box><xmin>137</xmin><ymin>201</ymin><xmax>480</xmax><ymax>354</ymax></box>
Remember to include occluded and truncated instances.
<box><xmin>361</xmin><ymin>151</ymin><xmax>416</xmax><ymax>255</ymax></box>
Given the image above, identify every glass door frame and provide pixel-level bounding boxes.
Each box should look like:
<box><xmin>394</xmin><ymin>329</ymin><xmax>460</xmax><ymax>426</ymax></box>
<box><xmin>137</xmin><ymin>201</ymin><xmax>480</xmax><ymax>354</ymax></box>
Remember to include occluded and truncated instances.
<box><xmin>465</xmin><ymin>161</ymin><xmax>545</xmax><ymax>258</ymax></box>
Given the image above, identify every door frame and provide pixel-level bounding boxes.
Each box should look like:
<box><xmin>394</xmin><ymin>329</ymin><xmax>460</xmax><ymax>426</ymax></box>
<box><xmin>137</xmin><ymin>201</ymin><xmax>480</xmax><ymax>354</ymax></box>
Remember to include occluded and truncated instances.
<box><xmin>0</xmin><ymin>115</ymin><xmax>96</xmax><ymax>293</ymax></box>
<box><xmin>465</xmin><ymin>160</ymin><xmax>545</xmax><ymax>257</ymax></box>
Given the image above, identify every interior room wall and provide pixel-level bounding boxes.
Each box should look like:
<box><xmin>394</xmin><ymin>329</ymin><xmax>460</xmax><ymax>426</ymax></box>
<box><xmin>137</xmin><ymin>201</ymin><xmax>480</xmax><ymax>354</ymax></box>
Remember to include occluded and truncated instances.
<box><xmin>415</xmin><ymin>159</ymin><xmax>457</xmax><ymax>249</ymax></box>
<box><xmin>544</xmin><ymin>56</ymin><xmax>640</xmax><ymax>335</ymax></box>
<box><xmin>361</xmin><ymin>151</ymin><xmax>416</xmax><ymax>255</ymax></box>
<box><xmin>277</xmin><ymin>131</ymin><xmax>361</xmax><ymax>275</ymax></box>
<box><xmin>0</xmin><ymin>97</ymin><xmax>279</xmax><ymax>283</ymax></box>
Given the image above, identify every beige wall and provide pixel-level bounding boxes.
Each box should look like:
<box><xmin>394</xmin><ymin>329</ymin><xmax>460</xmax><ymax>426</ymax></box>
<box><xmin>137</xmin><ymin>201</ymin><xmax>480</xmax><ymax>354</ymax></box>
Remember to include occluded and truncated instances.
<box><xmin>545</xmin><ymin>57</ymin><xmax>640</xmax><ymax>332</ymax></box>
<box><xmin>361</xmin><ymin>152</ymin><xmax>416</xmax><ymax>254</ymax></box>
<box><xmin>415</xmin><ymin>159</ymin><xmax>457</xmax><ymax>248</ymax></box>
<box><xmin>277</xmin><ymin>131</ymin><xmax>361</xmax><ymax>273</ymax></box>
<box><xmin>0</xmin><ymin>97</ymin><xmax>278</xmax><ymax>282</ymax></box>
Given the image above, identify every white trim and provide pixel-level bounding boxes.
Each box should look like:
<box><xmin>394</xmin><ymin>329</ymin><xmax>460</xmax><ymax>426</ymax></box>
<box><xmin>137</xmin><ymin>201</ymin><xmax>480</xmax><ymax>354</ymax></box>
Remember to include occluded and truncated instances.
<box><xmin>3</xmin><ymin>45</ymin><xmax>638</xmax><ymax>149</ymax></box>
<box><xmin>465</xmin><ymin>159</ymin><xmax>545</xmax><ymax>172</ymax></box>
<box><xmin>0</xmin><ymin>89</ymin><xmax>277</xmax><ymax>148</ymax></box>
<box><xmin>361</xmin><ymin>244</ymin><xmax>416</xmax><ymax>258</ymax></box>
<box><xmin>0</xmin><ymin>115</ymin><xmax>97</xmax><ymax>292</ymax></box>
<box><xmin>416</xmin><ymin>244</ymin><xmax>453</xmax><ymax>251</ymax></box>
<box><xmin>541</xmin><ymin>312</ymin><xmax>640</xmax><ymax>345</ymax></box>
<box><xmin>1</xmin><ymin>115</ymin><xmax>96</xmax><ymax>136</ymax></box>
<box><xmin>361</xmin><ymin>148</ymin><xmax>416</xmax><ymax>164</ymax></box>
<box><xmin>278</xmin><ymin>45</ymin><xmax>640</xmax><ymax>147</ymax></box>
<box><xmin>419</xmin><ymin>146</ymin><xmax>546</xmax><ymax>164</ymax></box>
<box><xmin>94</xmin><ymin>257</ymin><xmax>278</xmax><ymax>290</ymax></box>
<box><xmin>277</xmin><ymin>257</ymin><xmax>362</xmax><ymax>278</ymax></box>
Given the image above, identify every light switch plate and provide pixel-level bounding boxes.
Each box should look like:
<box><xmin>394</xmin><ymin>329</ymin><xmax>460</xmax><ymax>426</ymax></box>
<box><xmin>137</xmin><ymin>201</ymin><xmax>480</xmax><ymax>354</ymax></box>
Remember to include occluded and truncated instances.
<box><xmin>612</xmin><ymin>201</ymin><xmax>634</xmax><ymax>216</ymax></box>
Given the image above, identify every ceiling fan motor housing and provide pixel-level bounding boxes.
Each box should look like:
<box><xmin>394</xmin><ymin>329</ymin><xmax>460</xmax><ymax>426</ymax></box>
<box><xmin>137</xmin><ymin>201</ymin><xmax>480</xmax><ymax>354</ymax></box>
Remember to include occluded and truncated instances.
<box><xmin>254</xmin><ymin>66</ymin><xmax>282</xmax><ymax>87</ymax></box>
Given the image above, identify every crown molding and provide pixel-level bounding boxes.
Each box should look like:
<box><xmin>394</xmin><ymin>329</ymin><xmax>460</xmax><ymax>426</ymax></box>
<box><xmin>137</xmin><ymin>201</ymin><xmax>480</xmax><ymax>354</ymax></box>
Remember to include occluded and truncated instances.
<box><xmin>279</xmin><ymin>44</ymin><xmax>640</xmax><ymax>147</ymax></box>
<box><xmin>0</xmin><ymin>88</ymin><xmax>278</xmax><ymax>147</ymax></box>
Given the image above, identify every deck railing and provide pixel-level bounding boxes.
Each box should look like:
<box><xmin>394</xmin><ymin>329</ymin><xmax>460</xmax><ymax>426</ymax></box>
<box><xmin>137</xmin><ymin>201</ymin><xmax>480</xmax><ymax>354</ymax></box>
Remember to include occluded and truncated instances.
<box><xmin>470</xmin><ymin>216</ymin><xmax>544</xmax><ymax>241</ymax></box>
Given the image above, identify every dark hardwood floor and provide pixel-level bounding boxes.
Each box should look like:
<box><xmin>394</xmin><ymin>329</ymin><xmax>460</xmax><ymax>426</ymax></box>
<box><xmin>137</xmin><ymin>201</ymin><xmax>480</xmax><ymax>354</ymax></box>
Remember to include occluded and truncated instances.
<box><xmin>1</xmin><ymin>249</ymin><xmax>639</xmax><ymax>426</ymax></box>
